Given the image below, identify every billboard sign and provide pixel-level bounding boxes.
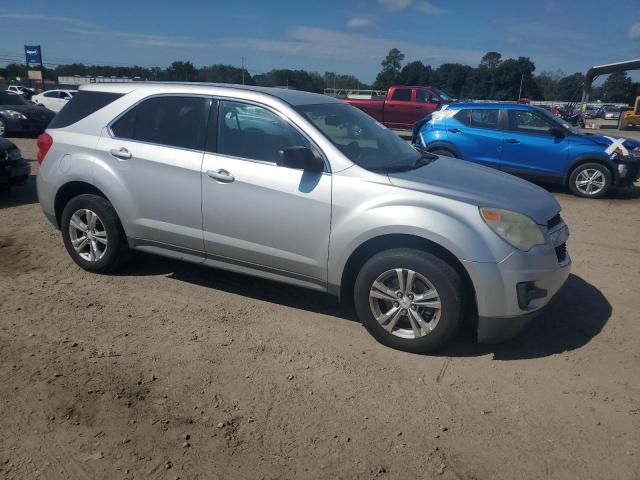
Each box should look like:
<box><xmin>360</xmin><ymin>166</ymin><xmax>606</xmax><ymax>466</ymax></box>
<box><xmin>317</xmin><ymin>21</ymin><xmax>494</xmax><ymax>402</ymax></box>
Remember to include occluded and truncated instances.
<box><xmin>27</xmin><ymin>70</ymin><xmax>43</xmax><ymax>80</ymax></box>
<box><xmin>24</xmin><ymin>45</ymin><xmax>42</xmax><ymax>67</ymax></box>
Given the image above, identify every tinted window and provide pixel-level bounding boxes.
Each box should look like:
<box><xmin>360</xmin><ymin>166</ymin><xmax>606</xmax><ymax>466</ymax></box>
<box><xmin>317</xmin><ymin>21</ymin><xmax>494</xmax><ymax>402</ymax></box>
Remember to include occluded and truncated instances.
<box><xmin>218</xmin><ymin>100</ymin><xmax>309</xmax><ymax>163</ymax></box>
<box><xmin>508</xmin><ymin>110</ymin><xmax>554</xmax><ymax>134</ymax></box>
<box><xmin>49</xmin><ymin>91</ymin><xmax>123</xmax><ymax>129</ymax></box>
<box><xmin>391</xmin><ymin>89</ymin><xmax>411</xmax><ymax>101</ymax></box>
<box><xmin>454</xmin><ymin>109</ymin><xmax>470</xmax><ymax>126</ymax></box>
<box><xmin>44</xmin><ymin>91</ymin><xmax>59</xmax><ymax>98</ymax></box>
<box><xmin>470</xmin><ymin>109</ymin><xmax>499</xmax><ymax>129</ymax></box>
<box><xmin>112</xmin><ymin>96</ymin><xmax>209</xmax><ymax>151</ymax></box>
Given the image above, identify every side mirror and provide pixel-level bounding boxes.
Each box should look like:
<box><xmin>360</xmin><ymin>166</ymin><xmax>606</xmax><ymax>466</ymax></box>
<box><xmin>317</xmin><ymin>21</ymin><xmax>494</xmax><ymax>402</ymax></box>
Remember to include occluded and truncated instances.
<box><xmin>278</xmin><ymin>147</ymin><xmax>325</xmax><ymax>172</ymax></box>
<box><xmin>549</xmin><ymin>128</ymin><xmax>565</xmax><ymax>138</ymax></box>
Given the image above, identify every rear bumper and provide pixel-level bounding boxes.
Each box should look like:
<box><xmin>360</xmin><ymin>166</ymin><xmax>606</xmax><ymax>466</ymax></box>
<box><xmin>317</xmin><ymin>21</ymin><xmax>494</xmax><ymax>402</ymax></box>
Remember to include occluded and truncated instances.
<box><xmin>0</xmin><ymin>158</ymin><xmax>30</xmax><ymax>186</ymax></box>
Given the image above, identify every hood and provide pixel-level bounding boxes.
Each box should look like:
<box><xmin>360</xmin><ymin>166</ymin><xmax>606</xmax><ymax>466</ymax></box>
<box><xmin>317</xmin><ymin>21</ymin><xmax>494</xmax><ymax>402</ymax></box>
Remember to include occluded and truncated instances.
<box><xmin>387</xmin><ymin>156</ymin><xmax>560</xmax><ymax>225</ymax></box>
<box><xmin>0</xmin><ymin>103</ymin><xmax>55</xmax><ymax>119</ymax></box>
<box><xmin>576</xmin><ymin>133</ymin><xmax>640</xmax><ymax>152</ymax></box>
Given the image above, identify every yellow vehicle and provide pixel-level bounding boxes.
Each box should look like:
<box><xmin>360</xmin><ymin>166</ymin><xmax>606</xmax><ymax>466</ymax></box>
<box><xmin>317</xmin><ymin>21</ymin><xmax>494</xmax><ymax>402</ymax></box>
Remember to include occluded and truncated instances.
<box><xmin>619</xmin><ymin>96</ymin><xmax>640</xmax><ymax>130</ymax></box>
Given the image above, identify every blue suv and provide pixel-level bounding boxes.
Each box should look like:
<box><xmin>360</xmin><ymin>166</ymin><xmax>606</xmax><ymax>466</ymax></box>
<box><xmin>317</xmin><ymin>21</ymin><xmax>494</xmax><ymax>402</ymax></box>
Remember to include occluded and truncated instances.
<box><xmin>413</xmin><ymin>103</ymin><xmax>640</xmax><ymax>198</ymax></box>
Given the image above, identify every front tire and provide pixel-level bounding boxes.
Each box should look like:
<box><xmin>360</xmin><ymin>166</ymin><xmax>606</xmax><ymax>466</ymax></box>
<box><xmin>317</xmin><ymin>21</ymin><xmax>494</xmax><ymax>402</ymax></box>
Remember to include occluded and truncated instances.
<box><xmin>568</xmin><ymin>163</ymin><xmax>612</xmax><ymax>198</ymax></box>
<box><xmin>354</xmin><ymin>248</ymin><xmax>464</xmax><ymax>353</ymax></box>
<box><xmin>61</xmin><ymin>194</ymin><xmax>131</xmax><ymax>273</ymax></box>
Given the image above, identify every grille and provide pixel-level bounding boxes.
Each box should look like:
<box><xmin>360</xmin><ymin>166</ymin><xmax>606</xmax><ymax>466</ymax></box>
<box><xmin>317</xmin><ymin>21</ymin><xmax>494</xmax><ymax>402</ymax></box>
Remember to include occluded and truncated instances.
<box><xmin>547</xmin><ymin>214</ymin><xmax>562</xmax><ymax>230</ymax></box>
<box><xmin>555</xmin><ymin>243</ymin><xmax>567</xmax><ymax>263</ymax></box>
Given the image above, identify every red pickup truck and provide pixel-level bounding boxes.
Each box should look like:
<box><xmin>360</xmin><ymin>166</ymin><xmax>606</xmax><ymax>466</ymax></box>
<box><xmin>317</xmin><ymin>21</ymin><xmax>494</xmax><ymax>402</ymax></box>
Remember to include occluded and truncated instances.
<box><xmin>343</xmin><ymin>86</ymin><xmax>453</xmax><ymax>129</ymax></box>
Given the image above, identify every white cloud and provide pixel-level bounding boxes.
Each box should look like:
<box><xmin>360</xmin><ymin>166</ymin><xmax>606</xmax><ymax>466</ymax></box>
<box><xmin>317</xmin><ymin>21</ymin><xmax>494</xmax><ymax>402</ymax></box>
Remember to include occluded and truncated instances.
<box><xmin>346</xmin><ymin>17</ymin><xmax>373</xmax><ymax>29</ymax></box>
<box><xmin>414</xmin><ymin>1</ymin><xmax>450</xmax><ymax>16</ymax></box>
<box><xmin>628</xmin><ymin>23</ymin><xmax>640</xmax><ymax>39</ymax></box>
<box><xmin>0</xmin><ymin>11</ymin><xmax>98</xmax><ymax>29</ymax></box>
<box><xmin>378</xmin><ymin>0</ymin><xmax>413</xmax><ymax>10</ymax></box>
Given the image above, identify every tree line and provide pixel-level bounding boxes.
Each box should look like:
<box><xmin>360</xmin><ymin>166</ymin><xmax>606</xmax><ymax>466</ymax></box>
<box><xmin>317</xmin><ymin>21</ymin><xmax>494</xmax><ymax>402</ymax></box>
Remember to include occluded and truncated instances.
<box><xmin>1</xmin><ymin>49</ymin><xmax>637</xmax><ymax>103</ymax></box>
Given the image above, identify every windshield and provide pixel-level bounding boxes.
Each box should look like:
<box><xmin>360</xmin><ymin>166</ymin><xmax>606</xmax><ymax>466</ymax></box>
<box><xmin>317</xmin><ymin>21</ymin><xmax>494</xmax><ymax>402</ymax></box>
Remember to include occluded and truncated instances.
<box><xmin>295</xmin><ymin>102</ymin><xmax>421</xmax><ymax>171</ymax></box>
<box><xmin>434</xmin><ymin>88</ymin><xmax>454</xmax><ymax>101</ymax></box>
<box><xmin>537</xmin><ymin>107</ymin><xmax>580</xmax><ymax>135</ymax></box>
<box><xmin>0</xmin><ymin>92</ymin><xmax>28</xmax><ymax>106</ymax></box>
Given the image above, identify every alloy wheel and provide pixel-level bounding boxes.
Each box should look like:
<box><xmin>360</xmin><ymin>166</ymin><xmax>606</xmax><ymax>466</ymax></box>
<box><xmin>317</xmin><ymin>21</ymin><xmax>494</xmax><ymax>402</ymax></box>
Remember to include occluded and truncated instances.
<box><xmin>575</xmin><ymin>168</ymin><xmax>605</xmax><ymax>195</ymax></box>
<box><xmin>368</xmin><ymin>268</ymin><xmax>441</xmax><ymax>339</ymax></box>
<box><xmin>68</xmin><ymin>209</ymin><xmax>108</xmax><ymax>262</ymax></box>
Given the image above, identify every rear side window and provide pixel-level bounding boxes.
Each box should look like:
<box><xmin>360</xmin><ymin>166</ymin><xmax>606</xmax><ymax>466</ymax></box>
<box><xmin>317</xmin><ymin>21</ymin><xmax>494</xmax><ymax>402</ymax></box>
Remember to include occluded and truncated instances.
<box><xmin>391</xmin><ymin>88</ymin><xmax>411</xmax><ymax>101</ymax></box>
<box><xmin>469</xmin><ymin>109</ymin><xmax>499</xmax><ymax>129</ymax></box>
<box><xmin>48</xmin><ymin>91</ymin><xmax>123</xmax><ymax>129</ymax></box>
<box><xmin>111</xmin><ymin>96</ymin><xmax>210</xmax><ymax>151</ymax></box>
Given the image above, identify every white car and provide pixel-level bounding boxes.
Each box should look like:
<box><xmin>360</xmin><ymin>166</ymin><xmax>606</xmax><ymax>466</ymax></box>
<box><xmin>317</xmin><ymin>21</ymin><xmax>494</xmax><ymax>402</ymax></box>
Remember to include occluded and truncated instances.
<box><xmin>32</xmin><ymin>89</ymin><xmax>77</xmax><ymax>112</ymax></box>
<box><xmin>6</xmin><ymin>85</ymin><xmax>35</xmax><ymax>98</ymax></box>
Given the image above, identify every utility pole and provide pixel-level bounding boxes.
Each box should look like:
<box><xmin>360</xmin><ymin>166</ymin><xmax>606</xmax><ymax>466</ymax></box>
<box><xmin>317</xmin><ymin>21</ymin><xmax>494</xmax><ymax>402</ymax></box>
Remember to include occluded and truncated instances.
<box><xmin>241</xmin><ymin>56</ymin><xmax>245</xmax><ymax>85</ymax></box>
<box><xmin>518</xmin><ymin>73</ymin><xmax>524</xmax><ymax>100</ymax></box>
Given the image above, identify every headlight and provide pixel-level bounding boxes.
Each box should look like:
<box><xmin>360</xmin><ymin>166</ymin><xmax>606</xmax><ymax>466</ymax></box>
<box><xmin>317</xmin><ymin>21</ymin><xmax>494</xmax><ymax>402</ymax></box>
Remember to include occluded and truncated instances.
<box><xmin>480</xmin><ymin>207</ymin><xmax>545</xmax><ymax>251</ymax></box>
<box><xmin>0</xmin><ymin>109</ymin><xmax>27</xmax><ymax>120</ymax></box>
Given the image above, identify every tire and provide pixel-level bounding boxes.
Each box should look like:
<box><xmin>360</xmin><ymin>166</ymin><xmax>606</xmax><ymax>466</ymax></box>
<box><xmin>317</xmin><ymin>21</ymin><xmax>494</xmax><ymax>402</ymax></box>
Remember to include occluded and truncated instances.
<box><xmin>568</xmin><ymin>162</ymin><xmax>612</xmax><ymax>199</ymax></box>
<box><xmin>60</xmin><ymin>194</ymin><xmax>131</xmax><ymax>273</ymax></box>
<box><xmin>430</xmin><ymin>148</ymin><xmax>457</xmax><ymax>158</ymax></box>
<box><xmin>354</xmin><ymin>248</ymin><xmax>464</xmax><ymax>353</ymax></box>
<box><xmin>0</xmin><ymin>118</ymin><xmax>7</xmax><ymax>137</ymax></box>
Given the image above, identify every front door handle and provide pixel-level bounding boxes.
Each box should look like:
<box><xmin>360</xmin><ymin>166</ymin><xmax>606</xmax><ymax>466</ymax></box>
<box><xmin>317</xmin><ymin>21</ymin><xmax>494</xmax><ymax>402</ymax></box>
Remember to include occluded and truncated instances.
<box><xmin>506</xmin><ymin>138</ymin><xmax>520</xmax><ymax>144</ymax></box>
<box><xmin>110</xmin><ymin>147</ymin><xmax>131</xmax><ymax>160</ymax></box>
<box><xmin>448</xmin><ymin>128</ymin><xmax>461</xmax><ymax>133</ymax></box>
<box><xmin>206</xmin><ymin>169</ymin><xmax>235</xmax><ymax>183</ymax></box>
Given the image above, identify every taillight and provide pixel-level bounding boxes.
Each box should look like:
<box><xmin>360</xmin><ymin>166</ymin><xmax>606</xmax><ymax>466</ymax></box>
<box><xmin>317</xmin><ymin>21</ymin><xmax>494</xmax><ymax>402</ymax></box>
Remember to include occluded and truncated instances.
<box><xmin>36</xmin><ymin>133</ymin><xmax>53</xmax><ymax>164</ymax></box>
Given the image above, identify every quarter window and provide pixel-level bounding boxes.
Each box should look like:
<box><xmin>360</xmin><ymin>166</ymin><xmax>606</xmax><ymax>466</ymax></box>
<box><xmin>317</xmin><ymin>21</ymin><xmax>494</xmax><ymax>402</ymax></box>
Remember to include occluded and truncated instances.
<box><xmin>390</xmin><ymin>89</ymin><xmax>411</xmax><ymax>102</ymax></box>
<box><xmin>217</xmin><ymin>100</ymin><xmax>309</xmax><ymax>163</ymax></box>
<box><xmin>111</xmin><ymin>96</ymin><xmax>209</xmax><ymax>150</ymax></box>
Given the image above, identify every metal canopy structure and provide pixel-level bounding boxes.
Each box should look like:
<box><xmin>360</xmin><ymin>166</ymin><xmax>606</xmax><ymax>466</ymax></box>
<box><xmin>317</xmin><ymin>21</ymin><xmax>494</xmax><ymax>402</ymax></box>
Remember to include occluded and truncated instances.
<box><xmin>582</xmin><ymin>58</ymin><xmax>640</xmax><ymax>102</ymax></box>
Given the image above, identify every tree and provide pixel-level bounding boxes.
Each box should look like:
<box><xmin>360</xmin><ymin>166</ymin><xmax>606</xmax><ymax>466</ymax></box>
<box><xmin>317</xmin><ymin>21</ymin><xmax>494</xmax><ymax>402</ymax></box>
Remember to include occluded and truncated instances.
<box><xmin>556</xmin><ymin>73</ymin><xmax>584</xmax><ymax>102</ymax></box>
<box><xmin>479</xmin><ymin>51</ymin><xmax>502</xmax><ymax>70</ymax></box>
<box><xmin>601</xmin><ymin>72</ymin><xmax>633</xmax><ymax>103</ymax></box>
<box><xmin>323</xmin><ymin>72</ymin><xmax>368</xmax><ymax>90</ymax></box>
<box><xmin>398</xmin><ymin>61</ymin><xmax>432</xmax><ymax>86</ymax></box>
<box><xmin>433</xmin><ymin>63</ymin><xmax>473</xmax><ymax>98</ymax></box>
<box><xmin>198</xmin><ymin>64</ymin><xmax>251</xmax><ymax>84</ymax></box>
<box><xmin>492</xmin><ymin>57</ymin><xmax>539</xmax><ymax>100</ymax></box>
<box><xmin>535</xmin><ymin>70</ymin><xmax>564</xmax><ymax>101</ymax></box>
<box><xmin>374</xmin><ymin>48</ymin><xmax>404</xmax><ymax>89</ymax></box>
<box><xmin>164</xmin><ymin>61</ymin><xmax>197</xmax><ymax>81</ymax></box>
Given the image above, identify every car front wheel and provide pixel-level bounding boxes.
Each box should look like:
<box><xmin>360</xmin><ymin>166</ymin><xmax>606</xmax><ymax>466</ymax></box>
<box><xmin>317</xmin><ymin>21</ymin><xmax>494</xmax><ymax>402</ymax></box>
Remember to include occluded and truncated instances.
<box><xmin>568</xmin><ymin>163</ymin><xmax>612</xmax><ymax>198</ymax></box>
<box><xmin>61</xmin><ymin>194</ymin><xmax>131</xmax><ymax>273</ymax></box>
<box><xmin>354</xmin><ymin>248</ymin><xmax>464</xmax><ymax>353</ymax></box>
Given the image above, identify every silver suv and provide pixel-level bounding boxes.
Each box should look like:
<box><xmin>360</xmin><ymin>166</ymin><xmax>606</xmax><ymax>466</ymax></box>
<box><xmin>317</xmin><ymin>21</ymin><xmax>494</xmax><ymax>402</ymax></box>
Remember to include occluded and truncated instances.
<box><xmin>36</xmin><ymin>83</ymin><xmax>571</xmax><ymax>352</ymax></box>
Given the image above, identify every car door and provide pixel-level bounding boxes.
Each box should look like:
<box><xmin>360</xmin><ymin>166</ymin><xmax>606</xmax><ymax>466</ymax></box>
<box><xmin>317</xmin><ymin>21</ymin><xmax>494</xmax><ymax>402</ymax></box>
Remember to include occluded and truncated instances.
<box><xmin>95</xmin><ymin>94</ymin><xmax>211</xmax><ymax>255</ymax></box>
<box><xmin>200</xmin><ymin>99</ymin><xmax>331</xmax><ymax>287</ymax></box>
<box><xmin>446</xmin><ymin>108</ymin><xmax>504</xmax><ymax>168</ymax></box>
<box><xmin>501</xmin><ymin>109</ymin><xmax>570</xmax><ymax>179</ymax></box>
<box><xmin>414</xmin><ymin>89</ymin><xmax>440</xmax><ymax>121</ymax></box>
<box><xmin>40</xmin><ymin>91</ymin><xmax>59</xmax><ymax>110</ymax></box>
<box><xmin>384</xmin><ymin>87</ymin><xmax>414</xmax><ymax>128</ymax></box>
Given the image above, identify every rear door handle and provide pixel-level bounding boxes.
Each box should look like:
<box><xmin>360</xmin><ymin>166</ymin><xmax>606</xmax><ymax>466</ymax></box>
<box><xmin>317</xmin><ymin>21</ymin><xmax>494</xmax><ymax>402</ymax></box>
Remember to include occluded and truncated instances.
<box><xmin>448</xmin><ymin>128</ymin><xmax>461</xmax><ymax>133</ymax></box>
<box><xmin>206</xmin><ymin>169</ymin><xmax>235</xmax><ymax>183</ymax></box>
<box><xmin>110</xmin><ymin>147</ymin><xmax>131</xmax><ymax>160</ymax></box>
<box><xmin>506</xmin><ymin>138</ymin><xmax>520</xmax><ymax>144</ymax></box>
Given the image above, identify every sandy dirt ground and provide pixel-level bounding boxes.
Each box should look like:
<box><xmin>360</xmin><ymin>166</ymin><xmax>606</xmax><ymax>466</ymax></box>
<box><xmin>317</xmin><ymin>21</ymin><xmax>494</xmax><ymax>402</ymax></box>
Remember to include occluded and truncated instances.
<box><xmin>1</xmin><ymin>137</ymin><xmax>639</xmax><ymax>480</ymax></box>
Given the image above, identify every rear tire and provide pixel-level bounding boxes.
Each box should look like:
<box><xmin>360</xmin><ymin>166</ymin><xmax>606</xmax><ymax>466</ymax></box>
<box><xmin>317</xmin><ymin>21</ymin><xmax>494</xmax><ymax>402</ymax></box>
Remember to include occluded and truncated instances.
<box><xmin>61</xmin><ymin>194</ymin><xmax>131</xmax><ymax>273</ymax></box>
<box><xmin>354</xmin><ymin>248</ymin><xmax>464</xmax><ymax>353</ymax></box>
<box><xmin>568</xmin><ymin>162</ymin><xmax>612</xmax><ymax>198</ymax></box>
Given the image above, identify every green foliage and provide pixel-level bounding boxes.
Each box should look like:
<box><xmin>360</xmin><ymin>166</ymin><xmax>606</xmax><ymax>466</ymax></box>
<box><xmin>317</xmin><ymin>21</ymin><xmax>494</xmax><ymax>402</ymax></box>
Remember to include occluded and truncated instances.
<box><xmin>600</xmin><ymin>72</ymin><xmax>633</xmax><ymax>103</ymax></box>
<box><xmin>374</xmin><ymin>48</ymin><xmax>405</xmax><ymax>89</ymax></box>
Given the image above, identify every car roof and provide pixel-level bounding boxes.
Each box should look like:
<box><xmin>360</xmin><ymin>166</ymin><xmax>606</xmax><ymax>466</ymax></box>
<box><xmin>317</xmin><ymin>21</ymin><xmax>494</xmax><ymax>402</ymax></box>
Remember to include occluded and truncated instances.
<box><xmin>79</xmin><ymin>81</ymin><xmax>342</xmax><ymax>107</ymax></box>
<box><xmin>449</xmin><ymin>102</ymin><xmax>539</xmax><ymax>110</ymax></box>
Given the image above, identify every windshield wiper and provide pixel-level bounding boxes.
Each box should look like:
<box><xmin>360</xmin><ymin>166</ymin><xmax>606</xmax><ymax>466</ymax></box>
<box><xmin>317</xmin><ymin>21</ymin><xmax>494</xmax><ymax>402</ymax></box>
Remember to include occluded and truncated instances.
<box><xmin>374</xmin><ymin>149</ymin><xmax>437</xmax><ymax>172</ymax></box>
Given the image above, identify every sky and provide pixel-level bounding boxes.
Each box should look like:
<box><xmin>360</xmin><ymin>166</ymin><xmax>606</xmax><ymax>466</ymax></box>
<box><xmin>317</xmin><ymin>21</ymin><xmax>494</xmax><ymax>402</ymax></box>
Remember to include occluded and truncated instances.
<box><xmin>1</xmin><ymin>0</ymin><xmax>639</xmax><ymax>83</ymax></box>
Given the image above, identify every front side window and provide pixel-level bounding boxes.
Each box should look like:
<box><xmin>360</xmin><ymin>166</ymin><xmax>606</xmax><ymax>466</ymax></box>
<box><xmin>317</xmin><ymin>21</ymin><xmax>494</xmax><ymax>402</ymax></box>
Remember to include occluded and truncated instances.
<box><xmin>217</xmin><ymin>100</ymin><xmax>309</xmax><ymax>163</ymax></box>
<box><xmin>111</xmin><ymin>96</ymin><xmax>209</xmax><ymax>150</ymax></box>
<box><xmin>390</xmin><ymin>89</ymin><xmax>411</xmax><ymax>102</ymax></box>
<box><xmin>416</xmin><ymin>90</ymin><xmax>439</xmax><ymax>104</ymax></box>
<box><xmin>509</xmin><ymin>110</ymin><xmax>555</xmax><ymax>134</ymax></box>
<box><xmin>470</xmin><ymin>109</ymin><xmax>499</xmax><ymax>129</ymax></box>
<box><xmin>44</xmin><ymin>91</ymin><xmax>59</xmax><ymax>98</ymax></box>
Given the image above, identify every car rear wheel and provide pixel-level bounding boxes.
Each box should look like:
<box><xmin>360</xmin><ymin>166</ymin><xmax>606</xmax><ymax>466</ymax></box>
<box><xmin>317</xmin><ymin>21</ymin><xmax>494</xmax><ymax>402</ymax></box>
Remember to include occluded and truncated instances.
<box><xmin>61</xmin><ymin>194</ymin><xmax>131</xmax><ymax>273</ymax></box>
<box><xmin>354</xmin><ymin>248</ymin><xmax>464</xmax><ymax>353</ymax></box>
<box><xmin>568</xmin><ymin>163</ymin><xmax>612</xmax><ymax>198</ymax></box>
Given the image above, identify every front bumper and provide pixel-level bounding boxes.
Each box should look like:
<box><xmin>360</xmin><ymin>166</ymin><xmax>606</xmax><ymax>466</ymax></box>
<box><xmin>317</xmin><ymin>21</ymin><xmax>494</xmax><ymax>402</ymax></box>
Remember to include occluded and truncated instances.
<box><xmin>463</xmin><ymin>238</ymin><xmax>571</xmax><ymax>344</ymax></box>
